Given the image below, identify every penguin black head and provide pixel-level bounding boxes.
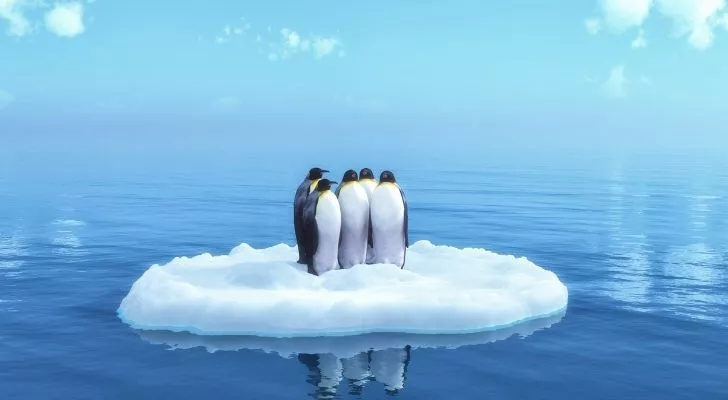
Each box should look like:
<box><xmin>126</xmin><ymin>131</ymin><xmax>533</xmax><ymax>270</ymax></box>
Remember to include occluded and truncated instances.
<box><xmin>315</xmin><ymin>179</ymin><xmax>337</xmax><ymax>192</ymax></box>
<box><xmin>342</xmin><ymin>169</ymin><xmax>358</xmax><ymax>183</ymax></box>
<box><xmin>359</xmin><ymin>168</ymin><xmax>375</xmax><ymax>180</ymax></box>
<box><xmin>307</xmin><ymin>167</ymin><xmax>329</xmax><ymax>180</ymax></box>
<box><xmin>380</xmin><ymin>170</ymin><xmax>397</xmax><ymax>183</ymax></box>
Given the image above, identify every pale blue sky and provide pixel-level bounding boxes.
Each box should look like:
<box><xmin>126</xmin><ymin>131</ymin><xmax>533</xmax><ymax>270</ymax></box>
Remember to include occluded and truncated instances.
<box><xmin>1</xmin><ymin>0</ymin><xmax>727</xmax><ymax>154</ymax></box>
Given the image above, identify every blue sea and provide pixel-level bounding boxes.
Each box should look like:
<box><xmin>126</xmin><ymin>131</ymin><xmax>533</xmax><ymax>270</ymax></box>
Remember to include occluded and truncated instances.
<box><xmin>1</xmin><ymin>148</ymin><xmax>727</xmax><ymax>399</ymax></box>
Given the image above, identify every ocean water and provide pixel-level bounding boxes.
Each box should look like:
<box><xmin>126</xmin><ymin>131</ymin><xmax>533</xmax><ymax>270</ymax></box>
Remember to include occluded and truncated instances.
<box><xmin>1</xmin><ymin>149</ymin><xmax>727</xmax><ymax>399</ymax></box>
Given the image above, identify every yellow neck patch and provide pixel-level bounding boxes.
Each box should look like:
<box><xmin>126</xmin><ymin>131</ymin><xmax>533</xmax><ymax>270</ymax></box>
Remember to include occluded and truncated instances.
<box><xmin>309</xmin><ymin>178</ymin><xmax>321</xmax><ymax>193</ymax></box>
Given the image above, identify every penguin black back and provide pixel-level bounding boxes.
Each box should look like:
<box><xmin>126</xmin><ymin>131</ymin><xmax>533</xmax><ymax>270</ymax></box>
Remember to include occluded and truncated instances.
<box><xmin>308</xmin><ymin>167</ymin><xmax>328</xmax><ymax>180</ymax></box>
<box><xmin>342</xmin><ymin>170</ymin><xmax>358</xmax><ymax>183</ymax></box>
<box><xmin>379</xmin><ymin>170</ymin><xmax>397</xmax><ymax>183</ymax></box>
<box><xmin>294</xmin><ymin>167</ymin><xmax>329</xmax><ymax>264</ymax></box>
<box><xmin>336</xmin><ymin>170</ymin><xmax>358</xmax><ymax>196</ymax></box>
<box><xmin>359</xmin><ymin>168</ymin><xmax>375</xmax><ymax>180</ymax></box>
<box><xmin>301</xmin><ymin>178</ymin><xmax>339</xmax><ymax>275</ymax></box>
<box><xmin>315</xmin><ymin>178</ymin><xmax>336</xmax><ymax>192</ymax></box>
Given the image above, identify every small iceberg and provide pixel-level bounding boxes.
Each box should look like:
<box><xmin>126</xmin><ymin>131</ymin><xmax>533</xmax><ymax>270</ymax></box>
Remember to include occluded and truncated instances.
<box><xmin>117</xmin><ymin>240</ymin><xmax>569</xmax><ymax>338</ymax></box>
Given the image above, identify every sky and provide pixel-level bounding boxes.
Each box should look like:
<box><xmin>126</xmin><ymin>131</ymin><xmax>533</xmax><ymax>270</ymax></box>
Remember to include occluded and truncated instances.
<box><xmin>1</xmin><ymin>0</ymin><xmax>728</xmax><ymax>157</ymax></box>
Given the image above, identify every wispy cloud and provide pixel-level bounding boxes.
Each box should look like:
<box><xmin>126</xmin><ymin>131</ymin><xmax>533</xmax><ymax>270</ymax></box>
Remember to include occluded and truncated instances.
<box><xmin>2</xmin><ymin>0</ymin><xmax>90</xmax><ymax>38</ymax></box>
<box><xmin>631</xmin><ymin>29</ymin><xmax>647</xmax><ymax>48</ymax></box>
<box><xmin>598</xmin><ymin>0</ymin><xmax>652</xmax><ymax>33</ymax></box>
<box><xmin>214</xmin><ymin>18</ymin><xmax>252</xmax><ymax>45</ymax></box>
<box><xmin>585</xmin><ymin>18</ymin><xmax>602</xmax><ymax>35</ymax></box>
<box><xmin>586</xmin><ymin>0</ymin><xmax>728</xmax><ymax>50</ymax></box>
<box><xmin>267</xmin><ymin>28</ymin><xmax>344</xmax><ymax>61</ymax></box>
<box><xmin>0</xmin><ymin>89</ymin><xmax>15</xmax><ymax>109</ymax></box>
<box><xmin>210</xmin><ymin>18</ymin><xmax>344</xmax><ymax>61</ymax></box>
<box><xmin>0</xmin><ymin>0</ymin><xmax>32</xmax><ymax>36</ymax></box>
<box><xmin>604</xmin><ymin>64</ymin><xmax>627</xmax><ymax>98</ymax></box>
<box><xmin>44</xmin><ymin>2</ymin><xmax>85</xmax><ymax>38</ymax></box>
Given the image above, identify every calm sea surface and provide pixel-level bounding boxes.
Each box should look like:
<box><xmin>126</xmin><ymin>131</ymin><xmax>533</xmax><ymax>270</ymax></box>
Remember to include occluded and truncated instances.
<box><xmin>1</xmin><ymin>149</ymin><xmax>727</xmax><ymax>399</ymax></box>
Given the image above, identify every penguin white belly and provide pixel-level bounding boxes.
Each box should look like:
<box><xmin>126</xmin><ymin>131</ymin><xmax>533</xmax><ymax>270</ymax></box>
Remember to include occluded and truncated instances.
<box><xmin>338</xmin><ymin>183</ymin><xmax>369</xmax><ymax>268</ymax></box>
<box><xmin>360</xmin><ymin>179</ymin><xmax>377</xmax><ymax>200</ymax></box>
<box><xmin>370</xmin><ymin>184</ymin><xmax>406</xmax><ymax>267</ymax></box>
<box><xmin>359</xmin><ymin>179</ymin><xmax>378</xmax><ymax>263</ymax></box>
<box><xmin>313</xmin><ymin>191</ymin><xmax>341</xmax><ymax>274</ymax></box>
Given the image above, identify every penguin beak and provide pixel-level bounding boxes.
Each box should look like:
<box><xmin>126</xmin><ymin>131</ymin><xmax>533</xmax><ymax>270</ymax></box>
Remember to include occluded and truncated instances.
<box><xmin>322</xmin><ymin>169</ymin><xmax>330</xmax><ymax>173</ymax></box>
<box><xmin>330</xmin><ymin>181</ymin><xmax>338</xmax><ymax>185</ymax></box>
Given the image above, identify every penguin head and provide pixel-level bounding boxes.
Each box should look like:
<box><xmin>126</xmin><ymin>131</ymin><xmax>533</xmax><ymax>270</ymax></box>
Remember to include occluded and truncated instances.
<box><xmin>379</xmin><ymin>170</ymin><xmax>397</xmax><ymax>183</ymax></box>
<box><xmin>359</xmin><ymin>168</ymin><xmax>375</xmax><ymax>180</ymax></box>
<box><xmin>315</xmin><ymin>179</ymin><xmax>338</xmax><ymax>192</ymax></box>
<box><xmin>342</xmin><ymin>169</ymin><xmax>358</xmax><ymax>183</ymax></box>
<box><xmin>307</xmin><ymin>167</ymin><xmax>329</xmax><ymax>180</ymax></box>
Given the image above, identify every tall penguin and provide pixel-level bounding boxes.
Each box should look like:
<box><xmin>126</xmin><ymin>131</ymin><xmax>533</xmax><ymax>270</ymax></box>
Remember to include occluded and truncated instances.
<box><xmin>370</xmin><ymin>170</ymin><xmax>408</xmax><ymax>268</ymax></box>
<box><xmin>358</xmin><ymin>168</ymin><xmax>378</xmax><ymax>263</ymax></box>
<box><xmin>335</xmin><ymin>169</ymin><xmax>370</xmax><ymax>268</ymax></box>
<box><xmin>294</xmin><ymin>167</ymin><xmax>328</xmax><ymax>264</ymax></box>
<box><xmin>301</xmin><ymin>179</ymin><xmax>342</xmax><ymax>275</ymax></box>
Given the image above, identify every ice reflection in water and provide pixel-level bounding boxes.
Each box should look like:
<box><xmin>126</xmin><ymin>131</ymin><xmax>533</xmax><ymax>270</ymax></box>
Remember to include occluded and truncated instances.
<box><xmin>134</xmin><ymin>312</ymin><xmax>564</xmax><ymax>398</ymax></box>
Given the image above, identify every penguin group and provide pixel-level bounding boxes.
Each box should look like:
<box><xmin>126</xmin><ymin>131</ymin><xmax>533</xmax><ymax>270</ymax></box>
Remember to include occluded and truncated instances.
<box><xmin>293</xmin><ymin>167</ymin><xmax>409</xmax><ymax>276</ymax></box>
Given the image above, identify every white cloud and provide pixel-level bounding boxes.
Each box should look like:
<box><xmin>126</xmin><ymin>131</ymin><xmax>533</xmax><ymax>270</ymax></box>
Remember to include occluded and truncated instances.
<box><xmin>656</xmin><ymin>0</ymin><xmax>726</xmax><ymax>50</ymax></box>
<box><xmin>0</xmin><ymin>89</ymin><xmax>15</xmax><ymax>109</ymax></box>
<box><xmin>599</xmin><ymin>0</ymin><xmax>653</xmax><ymax>32</ymax></box>
<box><xmin>0</xmin><ymin>0</ymin><xmax>32</xmax><ymax>37</ymax></box>
<box><xmin>587</xmin><ymin>0</ymin><xmax>728</xmax><ymax>50</ymax></box>
<box><xmin>585</xmin><ymin>18</ymin><xmax>602</xmax><ymax>35</ymax></box>
<box><xmin>312</xmin><ymin>36</ymin><xmax>341</xmax><ymax>58</ymax></box>
<box><xmin>719</xmin><ymin>12</ymin><xmax>728</xmax><ymax>28</ymax></box>
<box><xmin>603</xmin><ymin>64</ymin><xmax>627</xmax><ymax>98</ymax></box>
<box><xmin>44</xmin><ymin>2</ymin><xmax>85</xmax><ymax>38</ymax></box>
<box><xmin>210</xmin><ymin>19</ymin><xmax>345</xmax><ymax>61</ymax></box>
<box><xmin>282</xmin><ymin>28</ymin><xmax>300</xmax><ymax>48</ymax></box>
<box><xmin>266</xmin><ymin>28</ymin><xmax>343</xmax><ymax>61</ymax></box>
<box><xmin>631</xmin><ymin>29</ymin><xmax>647</xmax><ymax>48</ymax></box>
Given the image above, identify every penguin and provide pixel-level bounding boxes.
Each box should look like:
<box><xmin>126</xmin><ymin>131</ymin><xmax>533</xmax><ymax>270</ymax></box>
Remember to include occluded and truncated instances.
<box><xmin>294</xmin><ymin>167</ymin><xmax>328</xmax><ymax>264</ymax></box>
<box><xmin>301</xmin><ymin>178</ymin><xmax>342</xmax><ymax>275</ymax></box>
<box><xmin>370</xmin><ymin>170</ymin><xmax>408</xmax><ymax>268</ymax></box>
<box><xmin>358</xmin><ymin>168</ymin><xmax>378</xmax><ymax>263</ymax></box>
<box><xmin>335</xmin><ymin>169</ymin><xmax>370</xmax><ymax>268</ymax></box>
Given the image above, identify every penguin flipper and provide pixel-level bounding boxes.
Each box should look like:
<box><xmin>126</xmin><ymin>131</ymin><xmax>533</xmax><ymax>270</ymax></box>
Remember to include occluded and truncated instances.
<box><xmin>368</xmin><ymin>208</ymin><xmax>373</xmax><ymax>247</ymax></box>
<box><xmin>399</xmin><ymin>185</ymin><xmax>408</xmax><ymax>269</ymax></box>
<box><xmin>399</xmin><ymin>186</ymin><xmax>409</xmax><ymax>248</ymax></box>
<box><xmin>304</xmin><ymin>220</ymin><xmax>319</xmax><ymax>275</ymax></box>
<box><xmin>294</xmin><ymin>179</ymin><xmax>311</xmax><ymax>263</ymax></box>
<box><xmin>302</xmin><ymin>194</ymin><xmax>320</xmax><ymax>275</ymax></box>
